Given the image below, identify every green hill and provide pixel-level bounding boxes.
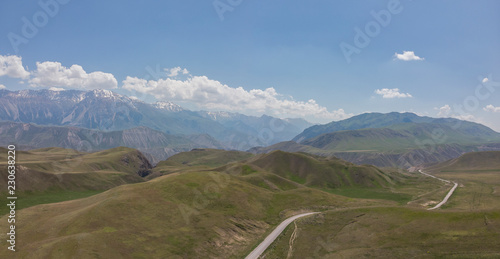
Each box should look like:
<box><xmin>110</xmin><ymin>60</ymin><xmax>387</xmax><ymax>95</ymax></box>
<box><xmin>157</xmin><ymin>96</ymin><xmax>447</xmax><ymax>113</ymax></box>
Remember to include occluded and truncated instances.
<box><xmin>0</xmin><ymin>147</ymin><xmax>456</xmax><ymax>258</ymax></box>
<box><xmin>427</xmin><ymin>151</ymin><xmax>500</xmax><ymax>172</ymax></box>
<box><xmin>0</xmin><ymin>146</ymin><xmax>152</xmax><ymax>215</ymax></box>
<box><xmin>244</xmin><ymin>151</ymin><xmax>397</xmax><ymax>189</ymax></box>
<box><xmin>0</xmin><ymin>169</ymin><xmax>387</xmax><ymax>258</ymax></box>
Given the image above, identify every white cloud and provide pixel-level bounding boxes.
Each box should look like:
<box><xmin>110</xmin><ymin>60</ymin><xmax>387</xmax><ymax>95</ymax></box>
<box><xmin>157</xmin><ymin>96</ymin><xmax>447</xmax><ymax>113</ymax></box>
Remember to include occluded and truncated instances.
<box><xmin>165</xmin><ymin>67</ymin><xmax>189</xmax><ymax>77</ymax></box>
<box><xmin>0</xmin><ymin>54</ymin><xmax>30</xmax><ymax>79</ymax></box>
<box><xmin>49</xmin><ymin>87</ymin><xmax>65</xmax><ymax>91</ymax></box>
<box><xmin>29</xmin><ymin>61</ymin><xmax>117</xmax><ymax>90</ymax></box>
<box><xmin>436</xmin><ymin>104</ymin><xmax>477</xmax><ymax>122</ymax></box>
<box><xmin>375</xmin><ymin>88</ymin><xmax>412</xmax><ymax>98</ymax></box>
<box><xmin>394</xmin><ymin>51</ymin><xmax>424</xmax><ymax>61</ymax></box>
<box><xmin>484</xmin><ymin>104</ymin><xmax>500</xmax><ymax>113</ymax></box>
<box><xmin>437</xmin><ymin>104</ymin><xmax>451</xmax><ymax>117</ymax></box>
<box><xmin>0</xmin><ymin>84</ymin><xmax>6</xmax><ymax>89</ymax></box>
<box><xmin>123</xmin><ymin>75</ymin><xmax>352</xmax><ymax>121</ymax></box>
<box><xmin>482</xmin><ymin>77</ymin><xmax>489</xmax><ymax>83</ymax></box>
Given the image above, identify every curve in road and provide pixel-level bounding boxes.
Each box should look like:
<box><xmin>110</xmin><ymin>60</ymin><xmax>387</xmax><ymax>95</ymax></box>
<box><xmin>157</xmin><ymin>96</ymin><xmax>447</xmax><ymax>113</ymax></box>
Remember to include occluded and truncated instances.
<box><xmin>245</xmin><ymin>212</ymin><xmax>319</xmax><ymax>259</ymax></box>
<box><xmin>418</xmin><ymin>170</ymin><xmax>458</xmax><ymax>210</ymax></box>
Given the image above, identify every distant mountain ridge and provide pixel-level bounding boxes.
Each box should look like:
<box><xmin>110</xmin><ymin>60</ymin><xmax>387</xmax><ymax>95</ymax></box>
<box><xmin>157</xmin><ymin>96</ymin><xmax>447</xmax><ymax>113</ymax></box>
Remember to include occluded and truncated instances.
<box><xmin>197</xmin><ymin>111</ymin><xmax>313</xmax><ymax>144</ymax></box>
<box><xmin>292</xmin><ymin>112</ymin><xmax>488</xmax><ymax>142</ymax></box>
<box><xmin>0</xmin><ymin>89</ymin><xmax>311</xmax><ymax>150</ymax></box>
<box><xmin>252</xmin><ymin>112</ymin><xmax>500</xmax><ymax>167</ymax></box>
<box><xmin>0</xmin><ymin>121</ymin><xmax>224</xmax><ymax>164</ymax></box>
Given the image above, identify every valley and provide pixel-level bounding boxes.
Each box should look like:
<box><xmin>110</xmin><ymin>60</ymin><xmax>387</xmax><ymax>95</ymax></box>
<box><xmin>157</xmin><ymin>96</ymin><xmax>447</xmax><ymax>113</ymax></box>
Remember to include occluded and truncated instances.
<box><xmin>1</xmin><ymin>146</ymin><xmax>498</xmax><ymax>258</ymax></box>
<box><xmin>0</xmin><ymin>91</ymin><xmax>499</xmax><ymax>258</ymax></box>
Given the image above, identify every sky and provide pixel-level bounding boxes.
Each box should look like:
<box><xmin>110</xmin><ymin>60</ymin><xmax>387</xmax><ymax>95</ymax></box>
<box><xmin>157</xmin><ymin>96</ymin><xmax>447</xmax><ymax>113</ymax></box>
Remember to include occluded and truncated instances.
<box><xmin>0</xmin><ymin>0</ymin><xmax>499</xmax><ymax>130</ymax></box>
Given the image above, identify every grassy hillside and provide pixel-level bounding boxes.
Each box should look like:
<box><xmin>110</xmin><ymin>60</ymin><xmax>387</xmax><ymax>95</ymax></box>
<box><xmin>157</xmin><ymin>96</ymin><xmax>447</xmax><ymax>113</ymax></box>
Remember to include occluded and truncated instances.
<box><xmin>221</xmin><ymin>150</ymin><xmax>442</xmax><ymax>204</ymax></box>
<box><xmin>246</xmin><ymin>151</ymin><xmax>395</xmax><ymax>189</ymax></box>
<box><xmin>0</xmin><ymin>146</ymin><xmax>151</xmax><ymax>215</ymax></box>
<box><xmin>0</xmin><ymin>147</ymin><xmax>472</xmax><ymax>258</ymax></box>
<box><xmin>428</xmin><ymin>151</ymin><xmax>500</xmax><ymax>172</ymax></box>
<box><xmin>157</xmin><ymin>148</ymin><xmax>253</xmax><ymax>167</ymax></box>
<box><xmin>424</xmin><ymin>151</ymin><xmax>500</xmax><ymax>211</ymax></box>
<box><xmin>150</xmin><ymin>149</ymin><xmax>254</xmax><ymax>178</ymax></box>
<box><xmin>256</xmin><ymin>153</ymin><xmax>500</xmax><ymax>258</ymax></box>
<box><xmin>0</xmin><ymin>170</ymin><xmax>390</xmax><ymax>258</ymax></box>
<box><xmin>262</xmin><ymin>207</ymin><xmax>500</xmax><ymax>258</ymax></box>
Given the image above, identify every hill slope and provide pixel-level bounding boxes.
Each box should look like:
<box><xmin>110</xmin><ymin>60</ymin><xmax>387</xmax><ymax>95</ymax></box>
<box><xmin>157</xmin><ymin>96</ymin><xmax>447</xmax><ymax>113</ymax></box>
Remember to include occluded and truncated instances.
<box><xmin>427</xmin><ymin>151</ymin><xmax>500</xmax><ymax>172</ymax></box>
<box><xmin>0</xmin><ymin>146</ymin><xmax>151</xmax><ymax>194</ymax></box>
<box><xmin>243</xmin><ymin>151</ymin><xmax>398</xmax><ymax>189</ymax></box>
<box><xmin>0</xmin><ymin>169</ymin><xmax>384</xmax><ymax>258</ymax></box>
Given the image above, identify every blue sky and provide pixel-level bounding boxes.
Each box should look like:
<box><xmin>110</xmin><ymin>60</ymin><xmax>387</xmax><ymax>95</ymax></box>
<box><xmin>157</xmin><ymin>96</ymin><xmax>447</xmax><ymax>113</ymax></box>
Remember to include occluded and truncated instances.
<box><xmin>0</xmin><ymin>0</ymin><xmax>499</xmax><ymax>130</ymax></box>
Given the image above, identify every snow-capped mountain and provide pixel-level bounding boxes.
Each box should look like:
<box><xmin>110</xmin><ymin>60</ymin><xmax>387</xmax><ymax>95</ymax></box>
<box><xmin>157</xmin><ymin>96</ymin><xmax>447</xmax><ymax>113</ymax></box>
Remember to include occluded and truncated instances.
<box><xmin>0</xmin><ymin>89</ymin><xmax>311</xmax><ymax>150</ymax></box>
<box><xmin>154</xmin><ymin>101</ymin><xmax>183</xmax><ymax>112</ymax></box>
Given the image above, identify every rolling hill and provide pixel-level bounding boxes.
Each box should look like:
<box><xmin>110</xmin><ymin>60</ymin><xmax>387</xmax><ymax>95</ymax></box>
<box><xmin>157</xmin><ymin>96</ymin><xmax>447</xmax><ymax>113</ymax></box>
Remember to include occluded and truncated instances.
<box><xmin>426</xmin><ymin>151</ymin><xmax>500</xmax><ymax>172</ymax></box>
<box><xmin>0</xmin><ymin>161</ymin><xmax>388</xmax><ymax>258</ymax></box>
<box><xmin>0</xmin><ymin>147</ymin><xmax>475</xmax><ymax>258</ymax></box>
<box><xmin>0</xmin><ymin>146</ymin><xmax>151</xmax><ymax>194</ymax></box>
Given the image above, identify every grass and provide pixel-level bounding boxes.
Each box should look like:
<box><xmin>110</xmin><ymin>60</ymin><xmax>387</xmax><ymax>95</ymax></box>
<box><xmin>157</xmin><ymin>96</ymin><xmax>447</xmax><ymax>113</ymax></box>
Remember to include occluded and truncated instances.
<box><xmin>0</xmin><ymin>190</ymin><xmax>103</xmax><ymax>216</ymax></box>
<box><xmin>327</xmin><ymin>188</ymin><xmax>412</xmax><ymax>204</ymax></box>
<box><xmin>263</xmin><ymin>207</ymin><xmax>500</xmax><ymax>258</ymax></box>
<box><xmin>0</xmin><ymin>169</ymin><xmax>391</xmax><ymax>258</ymax></box>
<box><xmin>1</xmin><ymin>147</ymin><xmax>498</xmax><ymax>258</ymax></box>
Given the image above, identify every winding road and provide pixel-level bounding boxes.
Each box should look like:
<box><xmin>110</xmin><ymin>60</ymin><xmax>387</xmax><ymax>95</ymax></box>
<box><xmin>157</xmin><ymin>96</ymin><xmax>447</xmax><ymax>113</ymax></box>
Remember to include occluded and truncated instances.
<box><xmin>418</xmin><ymin>170</ymin><xmax>458</xmax><ymax>210</ymax></box>
<box><xmin>245</xmin><ymin>212</ymin><xmax>319</xmax><ymax>259</ymax></box>
<box><xmin>246</xmin><ymin>171</ymin><xmax>458</xmax><ymax>258</ymax></box>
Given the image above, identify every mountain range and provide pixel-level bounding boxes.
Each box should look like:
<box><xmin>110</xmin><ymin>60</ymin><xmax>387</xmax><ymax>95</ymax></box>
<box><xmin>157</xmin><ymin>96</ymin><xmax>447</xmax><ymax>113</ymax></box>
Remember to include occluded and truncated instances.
<box><xmin>0</xmin><ymin>89</ymin><xmax>312</xmax><ymax>151</ymax></box>
<box><xmin>252</xmin><ymin>112</ymin><xmax>500</xmax><ymax>167</ymax></box>
<box><xmin>2</xmin><ymin>89</ymin><xmax>499</xmax><ymax>168</ymax></box>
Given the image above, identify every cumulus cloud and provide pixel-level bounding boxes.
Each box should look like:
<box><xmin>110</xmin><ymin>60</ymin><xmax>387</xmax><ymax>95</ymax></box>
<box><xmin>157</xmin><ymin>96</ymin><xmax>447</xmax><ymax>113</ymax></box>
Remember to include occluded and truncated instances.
<box><xmin>0</xmin><ymin>84</ymin><xmax>6</xmax><ymax>89</ymax></box>
<box><xmin>375</xmin><ymin>88</ymin><xmax>412</xmax><ymax>98</ymax></box>
<box><xmin>484</xmin><ymin>104</ymin><xmax>500</xmax><ymax>113</ymax></box>
<box><xmin>49</xmin><ymin>87</ymin><xmax>65</xmax><ymax>91</ymax></box>
<box><xmin>436</xmin><ymin>104</ymin><xmax>476</xmax><ymax>122</ymax></box>
<box><xmin>29</xmin><ymin>61</ymin><xmax>117</xmax><ymax>89</ymax></box>
<box><xmin>437</xmin><ymin>104</ymin><xmax>451</xmax><ymax>117</ymax></box>
<box><xmin>0</xmin><ymin>54</ymin><xmax>30</xmax><ymax>79</ymax></box>
<box><xmin>394</xmin><ymin>51</ymin><xmax>424</xmax><ymax>61</ymax></box>
<box><xmin>165</xmin><ymin>67</ymin><xmax>189</xmax><ymax>77</ymax></box>
<box><xmin>123</xmin><ymin>75</ymin><xmax>352</xmax><ymax>121</ymax></box>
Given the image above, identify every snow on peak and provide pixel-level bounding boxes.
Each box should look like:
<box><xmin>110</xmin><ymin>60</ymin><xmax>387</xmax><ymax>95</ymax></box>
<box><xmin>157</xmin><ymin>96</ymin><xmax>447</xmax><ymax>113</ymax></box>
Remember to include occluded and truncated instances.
<box><xmin>91</xmin><ymin>89</ymin><xmax>118</xmax><ymax>98</ymax></box>
<box><xmin>154</xmin><ymin>101</ymin><xmax>183</xmax><ymax>112</ymax></box>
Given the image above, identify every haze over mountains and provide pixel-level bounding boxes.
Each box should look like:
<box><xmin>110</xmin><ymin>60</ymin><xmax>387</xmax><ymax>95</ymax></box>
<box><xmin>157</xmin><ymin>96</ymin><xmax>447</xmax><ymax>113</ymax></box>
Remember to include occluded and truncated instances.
<box><xmin>1</xmin><ymin>89</ymin><xmax>499</xmax><ymax>167</ymax></box>
<box><xmin>0</xmin><ymin>89</ymin><xmax>311</xmax><ymax>155</ymax></box>
<box><xmin>252</xmin><ymin>112</ymin><xmax>500</xmax><ymax>167</ymax></box>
